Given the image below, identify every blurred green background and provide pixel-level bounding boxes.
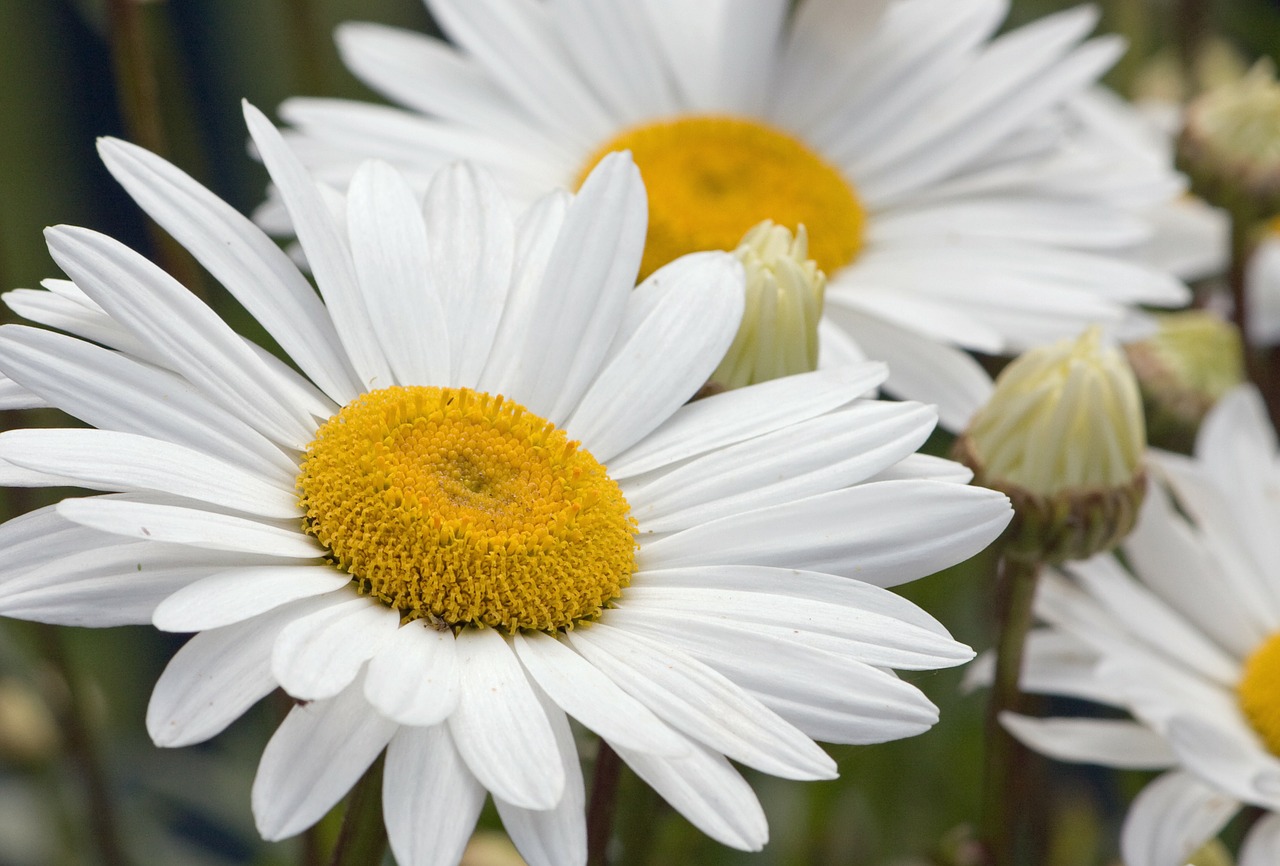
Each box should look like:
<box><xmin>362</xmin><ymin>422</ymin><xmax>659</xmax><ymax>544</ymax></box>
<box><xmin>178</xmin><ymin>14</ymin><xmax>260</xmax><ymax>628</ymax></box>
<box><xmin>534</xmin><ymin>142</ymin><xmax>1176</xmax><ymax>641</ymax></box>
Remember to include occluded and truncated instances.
<box><xmin>0</xmin><ymin>1</ymin><xmax>1277</xmax><ymax>864</ymax></box>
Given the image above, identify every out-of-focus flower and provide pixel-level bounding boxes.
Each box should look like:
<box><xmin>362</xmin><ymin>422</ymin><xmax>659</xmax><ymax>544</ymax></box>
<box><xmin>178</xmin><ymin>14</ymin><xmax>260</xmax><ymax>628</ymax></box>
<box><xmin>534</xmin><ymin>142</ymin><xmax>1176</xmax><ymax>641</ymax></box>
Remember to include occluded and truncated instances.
<box><xmin>1002</xmin><ymin>386</ymin><xmax>1280</xmax><ymax>866</ymax></box>
<box><xmin>953</xmin><ymin>327</ymin><xmax>1146</xmax><ymax>564</ymax></box>
<box><xmin>1124</xmin><ymin>310</ymin><xmax>1244</xmax><ymax>452</ymax></box>
<box><xmin>0</xmin><ymin>102</ymin><xmax>1011</xmax><ymax>866</ymax></box>
<box><xmin>269</xmin><ymin>0</ymin><xmax>1190</xmax><ymax>429</ymax></box>
<box><xmin>1180</xmin><ymin>61</ymin><xmax>1280</xmax><ymax>217</ymax></box>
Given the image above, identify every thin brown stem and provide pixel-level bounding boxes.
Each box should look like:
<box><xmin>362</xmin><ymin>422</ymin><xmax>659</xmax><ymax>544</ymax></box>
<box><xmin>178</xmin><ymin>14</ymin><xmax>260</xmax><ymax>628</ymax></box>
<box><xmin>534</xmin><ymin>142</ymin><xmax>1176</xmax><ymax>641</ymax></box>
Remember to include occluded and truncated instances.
<box><xmin>38</xmin><ymin>627</ymin><xmax>130</xmax><ymax>866</ymax></box>
<box><xmin>979</xmin><ymin>555</ymin><xmax>1042</xmax><ymax>866</ymax></box>
<box><xmin>586</xmin><ymin>740</ymin><xmax>623</xmax><ymax>866</ymax></box>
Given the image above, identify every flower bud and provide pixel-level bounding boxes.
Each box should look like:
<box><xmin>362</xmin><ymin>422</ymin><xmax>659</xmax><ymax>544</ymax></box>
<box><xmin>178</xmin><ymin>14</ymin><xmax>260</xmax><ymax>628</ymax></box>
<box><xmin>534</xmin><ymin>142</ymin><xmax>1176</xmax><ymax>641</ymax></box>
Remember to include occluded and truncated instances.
<box><xmin>952</xmin><ymin>328</ymin><xmax>1146</xmax><ymax>564</ymax></box>
<box><xmin>1124</xmin><ymin>310</ymin><xmax>1244</xmax><ymax>452</ymax></box>
<box><xmin>710</xmin><ymin>221</ymin><xmax>825</xmax><ymax>389</ymax></box>
<box><xmin>1179</xmin><ymin>61</ymin><xmax>1280</xmax><ymax>216</ymax></box>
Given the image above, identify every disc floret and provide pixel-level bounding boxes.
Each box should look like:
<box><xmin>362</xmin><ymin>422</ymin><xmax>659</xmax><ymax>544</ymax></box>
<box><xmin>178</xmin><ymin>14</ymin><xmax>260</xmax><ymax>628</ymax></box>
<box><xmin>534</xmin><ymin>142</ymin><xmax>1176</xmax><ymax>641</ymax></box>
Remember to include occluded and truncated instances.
<box><xmin>297</xmin><ymin>386</ymin><xmax>638</xmax><ymax>632</ymax></box>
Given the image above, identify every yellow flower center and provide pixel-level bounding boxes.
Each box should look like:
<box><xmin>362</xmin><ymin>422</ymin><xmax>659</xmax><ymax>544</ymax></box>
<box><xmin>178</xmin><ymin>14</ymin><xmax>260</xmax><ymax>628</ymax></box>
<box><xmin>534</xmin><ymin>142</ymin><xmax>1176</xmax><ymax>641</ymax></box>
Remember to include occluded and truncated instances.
<box><xmin>577</xmin><ymin>115</ymin><xmax>866</xmax><ymax>279</ymax></box>
<box><xmin>296</xmin><ymin>386</ymin><xmax>638</xmax><ymax>632</ymax></box>
<box><xmin>1239</xmin><ymin>631</ymin><xmax>1280</xmax><ymax>755</ymax></box>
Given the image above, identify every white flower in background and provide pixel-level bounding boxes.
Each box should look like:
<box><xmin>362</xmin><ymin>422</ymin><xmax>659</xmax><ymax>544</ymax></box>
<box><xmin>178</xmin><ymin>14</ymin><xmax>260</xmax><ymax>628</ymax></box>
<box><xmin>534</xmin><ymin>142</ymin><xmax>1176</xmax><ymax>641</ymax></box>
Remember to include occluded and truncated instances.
<box><xmin>1000</xmin><ymin>386</ymin><xmax>1280</xmax><ymax>866</ymax></box>
<box><xmin>0</xmin><ymin>102</ymin><xmax>1012</xmax><ymax>866</ymax></box>
<box><xmin>1247</xmin><ymin>223</ymin><xmax>1280</xmax><ymax>345</ymax></box>
<box><xmin>268</xmin><ymin>0</ymin><xmax>1190</xmax><ymax>429</ymax></box>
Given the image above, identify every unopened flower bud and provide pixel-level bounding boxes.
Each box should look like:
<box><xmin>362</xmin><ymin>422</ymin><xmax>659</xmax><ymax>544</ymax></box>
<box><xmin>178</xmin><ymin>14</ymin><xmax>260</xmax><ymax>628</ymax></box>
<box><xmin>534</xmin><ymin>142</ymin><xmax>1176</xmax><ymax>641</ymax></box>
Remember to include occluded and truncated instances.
<box><xmin>1179</xmin><ymin>61</ymin><xmax>1280</xmax><ymax>216</ymax></box>
<box><xmin>1124</xmin><ymin>310</ymin><xmax>1244</xmax><ymax>452</ymax></box>
<box><xmin>710</xmin><ymin>221</ymin><xmax>825</xmax><ymax>389</ymax></box>
<box><xmin>952</xmin><ymin>328</ymin><xmax>1146</xmax><ymax>564</ymax></box>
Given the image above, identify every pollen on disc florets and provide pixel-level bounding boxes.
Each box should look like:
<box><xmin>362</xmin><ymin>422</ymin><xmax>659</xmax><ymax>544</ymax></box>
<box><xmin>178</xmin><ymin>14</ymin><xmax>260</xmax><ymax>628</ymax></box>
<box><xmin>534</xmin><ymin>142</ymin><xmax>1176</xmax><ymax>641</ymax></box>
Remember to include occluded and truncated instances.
<box><xmin>1239</xmin><ymin>631</ymin><xmax>1280</xmax><ymax>756</ymax></box>
<box><xmin>577</xmin><ymin>115</ymin><xmax>866</xmax><ymax>279</ymax></box>
<box><xmin>296</xmin><ymin>386</ymin><xmax>638</xmax><ymax>632</ymax></box>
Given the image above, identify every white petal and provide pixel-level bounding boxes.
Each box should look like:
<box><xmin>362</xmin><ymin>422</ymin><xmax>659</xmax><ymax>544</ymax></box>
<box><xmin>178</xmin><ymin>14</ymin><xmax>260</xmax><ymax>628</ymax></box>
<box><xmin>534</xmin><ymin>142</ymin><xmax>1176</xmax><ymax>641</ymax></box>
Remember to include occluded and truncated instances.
<box><xmin>513</xmin><ymin>631</ymin><xmax>686</xmax><ymax>757</ymax></box>
<box><xmin>565</xmin><ymin>252</ymin><xmax>744</xmax><ymax>461</ymax></box>
<box><xmin>383</xmin><ymin>725</ymin><xmax>486</xmax><ymax>866</ymax></box>
<box><xmin>0</xmin><ymin>325</ymin><xmax>298</xmax><ymax>483</ymax></box>
<box><xmin>1120</xmin><ymin>770</ymin><xmax>1238</xmax><ymax>866</ymax></box>
<box><xmin>613</xmin><ymin>737</ymin><xmax>767</xmax><ymax>851</ymax></box>
<box><xmin>822</xmin><ymin>304</ymin><xmax>995</xmax><ymax>431</ymax></box>
<box><xmin>608</xmin><ymin>363</ymin><xmax>884</xmax><ymax>478</ymax></box>
<box><xmin>363</xmin><ymin>622</ymin><xmax>460</xmax><ymax>727</ymax></box>
<box><xmin>0</xmin><ymin>429</ymin><xmax>298</xmax><ymax>518</ymax></box>
<box><xmin>624</xmin><ymin>400</ymin><xmax>936</xmax><ymax>532</ymax></box>
<box><xmin>495</xmin><ymin>688</ymin><xmax>587</xmax><ymax>866</ymax></box>
<box><xmin>252</xmin><ymin>679</ymin><xmax>397</xmax><ymax>840</ymax></box>
<box><xmin>639</xmin><ymin>480</ymin><xmax>1012</xmax><ymax>588</ymax></box>
<box><xmin>97</xmin><ymin>136</ymin><xmax>361</xmax><ymax>403</ymax></box>
<box><xmin>152</xmin><ymin>565</ymin><xmax>350</xmax><ymax>632</ymax></box>
<box><xmin>334</xmin><ymin>22</ymin><xmax>567</xmax><ymax>162</ymax></box>
<box><xmin>420</xmin><ymin>162</ymin><xmax>516</xmax><ymax>387</ymax></box>
<box><xmin>0</xmin><ymin>541</ymin><xmax>250</xmax><ymax>627</ymax></box>
<box><xmin>428</xmin><ymin>0</ymin><xmax>614</xmax><ymax>147</ymax></box>
<box><xmin>568</xmin><ymin>623</ymin><xmax>834</xmax><ymax>780</ymax></box>
<box><xmin>272</xmin><ymin>596</ymin><xmax>401</xmax><ymax>701</ymax></box>
<box><xmin>611</xmin><ymin>588</ymin><xmax>970</xmax><ymax>670</ymax></box>
<box><xmin>634</xmin><ymin>564</ymin><xmax>953</xmax><ymax>636</ymax></box>
<box><xmin>447</xmin><ymin>628</ymin><xmax>564</xmax><ymax>810</ymax></box>
<box><xmin>0</xmin><ymin>375</ymin><xmax>44</xmax><ymax>409</ymax></box>
<box><xmin>42</xmin><ymin>225</ymin><xmax>318</xmax><ymax>448</ymax></box>
<box><xmin>602</xmin><ymin>606</ymin><xmax>941</xmax><ymax>744</ymax></box>
<box><xmin>243</xmin><ymin>102</ymin><xmax>394</xmax><ymax>390</ymax></box>
<box><xmin>492</xmin><ymin>152</ymin><xmax>646</xmax><ymax>423</ymax></box>
<box><xmin>57</xmin><ymin>498</ymin><xmax>324</xmax><ymax>558</ymax></box>
<box><xmin>1000</xmin><ymin>712</ymin><xmax>1177</xmax><ymax>770</ymax></box>
<box><xmin>146</xmin><ymin>597</ymin><xmax>335</xmax><ymax>747</ymax></box>
<box><xmin>1165</xmin><ymin>715</ymin><xmax>1280</xmax><ymax>810</ymax></box>
<box><xmin>346</xmin><ymin>160</ymin><xmax>451</xmax><ymax>387</ymax></box>
<box><xmin>1240</xmin><ymin>812</ymin><xmax>1280</xmax><ymax>866</ymax></box>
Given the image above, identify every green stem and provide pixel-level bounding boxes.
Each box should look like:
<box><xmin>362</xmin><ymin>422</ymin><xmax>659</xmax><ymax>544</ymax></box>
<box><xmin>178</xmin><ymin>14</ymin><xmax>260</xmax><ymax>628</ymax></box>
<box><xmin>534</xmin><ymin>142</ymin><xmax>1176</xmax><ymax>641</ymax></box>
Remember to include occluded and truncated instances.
<box><xmin>586</xmin><ymin>740</ymin><xmax>623</xmax><ymax>866</ymax></box>
<box><xmin>328</xmin><ymin>755</ymin><xmax>388</xmax><ymax>866</ymax></box>
<box><xmin>38</xmin><ymin>626</ymin><xmax>131</xmax><ymax>866</ymax></box>
<box><xmin>102</xmin><ymin>0</ymin><xmax>206</xmax><ymax>300</ymax></box>
<box><xmin>979</xmin><ymin>554</ymin><xmax>1042</xmax><ymax>866</ymax></box>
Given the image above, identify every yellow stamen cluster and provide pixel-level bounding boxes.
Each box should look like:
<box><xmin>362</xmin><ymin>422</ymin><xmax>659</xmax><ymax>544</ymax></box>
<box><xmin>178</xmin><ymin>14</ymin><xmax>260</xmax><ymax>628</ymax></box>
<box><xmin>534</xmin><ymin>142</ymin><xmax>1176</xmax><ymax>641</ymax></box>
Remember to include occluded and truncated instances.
<box><xmin>577</xmin><ymin>115</ymin><xmax>865</xmax><ymax>279</ymax></box>
<box><xmin>297</xmin><ymin>386</ymin><xmax>637</xmax><ymax>632</ymax></box>
<box><xmin>1239</xmin><ymin>631</ymin><xmax>1280</xmax><ymax>756</ymax></box>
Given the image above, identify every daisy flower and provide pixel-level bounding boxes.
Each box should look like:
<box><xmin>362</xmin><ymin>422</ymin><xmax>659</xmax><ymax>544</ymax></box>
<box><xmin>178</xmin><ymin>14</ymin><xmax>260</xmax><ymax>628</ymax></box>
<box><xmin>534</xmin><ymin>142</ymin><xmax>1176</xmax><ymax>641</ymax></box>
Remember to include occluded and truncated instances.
<box><xmin>268</xmin><ymin>0</ymin><xmax>1191</xmax><ymax>429</ymax></box>
<box><xmin>998</xmin><ymin>386</ymin><xmax>1280</xmax><ymax>866</ymax></box>
<box><xmin>0</xmin><ymin>102</ymin><xmax>1012</xmax><ymax>865</ymax></box>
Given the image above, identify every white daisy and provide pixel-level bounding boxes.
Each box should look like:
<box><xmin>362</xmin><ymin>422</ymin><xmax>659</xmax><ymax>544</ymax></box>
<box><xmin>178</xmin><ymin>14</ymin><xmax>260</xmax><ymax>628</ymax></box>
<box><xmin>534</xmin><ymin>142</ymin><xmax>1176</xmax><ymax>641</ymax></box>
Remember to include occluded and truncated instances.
<box><xmin>0</xmin><ymin>102</ymin><xmax>1012</xmax><ymax>866</ymax></box>
<box><xmin>267</xmin><ymin>0</ymin><xmax>1191</xmax><ymax>430</ymax></box>
<box><xmin>997</xmin><ymin>386</ymin><xmax>1280</xmax><ymax>866</ymax></box>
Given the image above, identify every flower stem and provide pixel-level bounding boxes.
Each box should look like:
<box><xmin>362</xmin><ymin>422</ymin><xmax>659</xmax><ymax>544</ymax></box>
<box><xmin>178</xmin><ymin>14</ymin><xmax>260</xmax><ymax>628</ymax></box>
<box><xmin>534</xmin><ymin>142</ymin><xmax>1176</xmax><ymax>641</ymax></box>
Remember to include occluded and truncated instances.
<box><xmin>102</xmin><ymin>0</ymin><xmax>206</xmax><ymax>299</ymax></box>
<box><xmin>328</xmin><ymin>755</ymin><xmax>387</xmax><ymax>866</ymax></box>
<box><xmin>37</xmin><ymin>626</ymin><xmax>131</xmax><ymax>866</ymax></box>
<box><xmin>979</xmin><ymin>554</ymin><xmax>1042</xmax><ymax>866</ymax></box>
<box><xmin>586</xmin><ymin>740</ymin><xmax>623</xmax><ymax>866</ymax></box>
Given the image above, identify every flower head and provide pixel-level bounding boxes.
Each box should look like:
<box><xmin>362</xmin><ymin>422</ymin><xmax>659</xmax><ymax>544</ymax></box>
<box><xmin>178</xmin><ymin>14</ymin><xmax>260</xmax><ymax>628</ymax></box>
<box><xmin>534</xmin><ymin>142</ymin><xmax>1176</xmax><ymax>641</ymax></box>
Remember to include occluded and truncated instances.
<box><xmin>0</xmin><ymin>103</ymin><xmax>1012</xmax><ymax>865</ymax></box>
<box><xmin>1180</xmin><ymin>61</ymin><xmax>1280</xmax><ymax>214</ymax></box>
<box><xmin>953</xmin><ymin>327</ymin><xmax>1146</xmax><ymax>563</ymax></box>
<box><xmin>1124</xmin><ymin>310</ymin><xmax>1244</xmax><ymax>451</ymax></box>
<box><xmin>268</xmin><ymin>0</ymin><xmax>1190</xmax><ymax>429</ymax></box>
<box><xmin>1002</xmin><ymin>386</ymin><xmax>1280</xmax><ymax>866</ymax></box>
